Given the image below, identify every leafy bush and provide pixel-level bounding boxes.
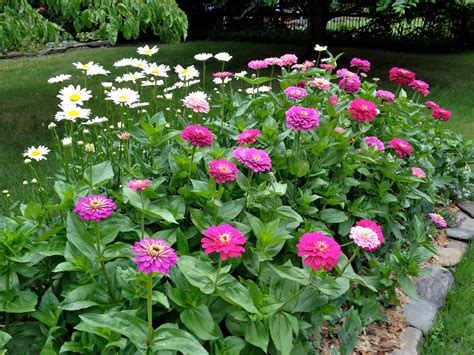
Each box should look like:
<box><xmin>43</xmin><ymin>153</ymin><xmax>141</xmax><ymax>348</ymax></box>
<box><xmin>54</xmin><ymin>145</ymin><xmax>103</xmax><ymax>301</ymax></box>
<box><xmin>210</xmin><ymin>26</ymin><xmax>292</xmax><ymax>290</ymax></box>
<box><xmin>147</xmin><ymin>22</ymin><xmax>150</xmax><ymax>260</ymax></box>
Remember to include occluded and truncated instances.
<box><xmin>0</xmin><ymin>45</ymin><xmax>472</xmax><ymax>354</ymax></box>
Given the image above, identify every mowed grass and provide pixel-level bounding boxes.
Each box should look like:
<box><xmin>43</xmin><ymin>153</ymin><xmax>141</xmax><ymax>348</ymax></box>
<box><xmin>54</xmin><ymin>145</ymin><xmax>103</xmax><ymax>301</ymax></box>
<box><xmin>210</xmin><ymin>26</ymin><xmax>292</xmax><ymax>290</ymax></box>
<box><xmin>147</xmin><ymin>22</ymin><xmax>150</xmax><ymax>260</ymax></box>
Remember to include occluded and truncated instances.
<box><xmin>0</xmin><ymin>41</ymin><xmax>473</xmax><ymax>200</ymax></box>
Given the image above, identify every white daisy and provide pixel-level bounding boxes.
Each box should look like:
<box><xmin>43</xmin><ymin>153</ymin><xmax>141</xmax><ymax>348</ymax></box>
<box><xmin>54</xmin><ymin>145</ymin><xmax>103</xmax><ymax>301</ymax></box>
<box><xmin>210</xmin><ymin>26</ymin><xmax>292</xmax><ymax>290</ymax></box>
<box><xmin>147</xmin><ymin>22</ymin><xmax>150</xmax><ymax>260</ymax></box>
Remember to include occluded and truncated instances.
<box><xmin>23</xmin><ymin>145</ymin><xmax>50</xmax><ymax>161</ymax></box>
<box><xmin>57</xmin><ymin>85</ymin><xmax>92</xmax><ymax>105</ymax></box>
<box><xmin>73</xmin><ymin>61</ymin><xmax>96</xmax><ymax>71</ymax></box>
<box><xmin>115</xmin><ymin>72</ymin><xmax>145</xmax><ymax>83</ymax></box>
<box><xmin>113</xmin><ymin>58</ymin><xmax>134</xmax><ymax>67</ymax></box>
<box><xmin>129</xmin><ymin>102</ymin><xmax>150</xmax><ymax>108</ymax></box>
<box><xmin>141</xmin><ymin>79</ymin><xmax>164</xmax><ymax>87</ymax></box>
<box><xmin>314</xmin><ymin>44</ymin><xmax>328</xmax><ymax>52</ymax></box>
<box><xmin>61</xmin><ymin>137</ymin><xmax>72</xmax><ymax>147</ymax></box>
<box><xmin>86</xmin><ymin>64</ymin><xmax>110</xmax><ymax>76</ymax></box>
<box><xmin>143</xmin><ymin>63</ymin><xmax>170</xmax><ymax>77</ymax></box>
<box><xmin>48</xmin><ymin>74</ymin><xmax>71</xmax><ymax>84</ymax></box>
<box><xmin>214</xmin><ymin>52</ymin><xmax>232</xmax><ymax>61</ymax></box>
<box><xmin>174</xmin><ymin>65</ymin><xmax>199</xmax><ymax>81</ymax></box>
<box><xmin>82</xmin><ymin>116</ymin><xmax>108</xmax><ymax>125</ymax></box>
<box><xmin>130</xmin><ymin>58</ymin><xmax>148</xmax><ymax>69</ymax></box>
<box><xmin>106</xmin><ymin>88</ymin><xmax>140</xmax><ymax>106</ymax></box>
<box><xmin>137</xmin><ymin>45</ymin><xmax>159</xmax><ymax>56</ymax></box>
<box><xmin>245</xmin><ymin>85</ymin><xmax>271</xmax><ymax>94</ymax></box>
<box><xmin>213</xmin><ymin>77</ymin><xmax>232</xmax><ymax>85</ymax></box>
<box><xmin>234</xmin><ymin>71</ymin><xmax>248</xmax><ymax>78</ymax></box>
<box><xmin>101</xmin><ymin>82</ymin><xmax>113</xmax><ymax>88</ymax></box>
<box><xmin>183</xmin><ymin>79</ymin><xmax>200</xmax><ymax>87</ymax></box>
<box><xmin>55</xmin><ymin>103</ymin><xmax>91</xmax><ymax>122</ymax></box>
<box><xmin>194</xmin><ymin>53</ymin><xmax>213</xmax><ymax>61</ymax></box>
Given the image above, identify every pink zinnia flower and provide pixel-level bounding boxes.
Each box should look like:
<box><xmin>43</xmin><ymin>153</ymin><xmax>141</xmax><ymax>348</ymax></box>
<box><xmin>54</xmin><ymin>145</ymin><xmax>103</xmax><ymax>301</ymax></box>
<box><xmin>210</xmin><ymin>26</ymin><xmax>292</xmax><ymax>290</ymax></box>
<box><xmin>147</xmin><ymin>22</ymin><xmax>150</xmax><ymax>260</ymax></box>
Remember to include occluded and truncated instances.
<box><xmin>364</xmin><ymin>136</ymin><xmax>385</xmax><ymax>152</ymax></box>
<box><xmin>375</xmin><ymin>90</ymin><xmax>395</xmax><ymax>103</ymax></box>
<box><xmin>248</xmin><ymin>60</ymin><xmax>269</xmax><ymax>70</ymax></box>
<box><xmin>238</xmin><ymin>129</ymin><xmax>260</xmax><ymax>145</ymax></box>
<box><xmin>432</xmin><ymin>108</ymin><xmax>451</xmax><ymax>121</ymax></box>
<box><xmin>201</xmin><ymin>224</ymin><xmax>246</xmax><ymax>260</ymax></box>
<box><xmin>212</xmin><ymin>71</ymin><xmax>233</xmax><ymax>78</ymax></box>
<box><xmin>265</xmin><ymin>57</ymin><xmax>283</xmax><ymax>66</ymax></box>
<box><xmin>355</xmin><ymin>220</ymin><xmax>384</xmax><ymax>251</ymax></box>
<box><xmin>429</xmin><ymin>213</ymin><xmax>447</xmax><ymax>229</ymax></box>
<box><xmin>232</xmin><ymin>147</ymin><xmax>272</xmax><ymax>172</ymax></box>
<box><xmin>182</xmin><ymin>91</ymin><xmax>210</xmax><ymax>113</ymax></box>
<box><xmin>330</xmin><ymin>95</ymin><xmax>338</xmax><ymax>106</ymax></box>
<box><xmin>132</xmin><ymin>237</ymin><xmax>177</xmax><ymax>274</ymax></box>
<box><xmin>74</xmin><ymin>195</ymin><xmax>117</xmax><ymax>222</ymax></box>
<box><xmin>336</xmin><ymin>68</ymin><xmax>357</xmax><ymax>78</ymax></box>
<box><xmin>309</xmin><ymin>78</ymin><xmax>330</xmax><ymax>91</ymax></box>
<box><xmin>339</xmin><ymin>76</ymin><xmax>361</xmax><ymax>93</ymax></box>
<box><xmin>320</xmin><ymin>63</ymin><xmax>336</xmax><ymax>70</ymax></box>
<box><xmin>348</xmin><ymin>99</ymin><xmax>378</xmax><ymax>123</ymax></box>
<box><xmin>388</xmin><ymin>138</ymin><xmax>413</xmax><ymax>158</ymax></box>
<box><xmin>209</xmin><ymin>160</ymin><xmax>238</xmax><ymax>183</ymax></box>
<box><xmin>296</xmin><ymin>232</ymin><xmax>341</xmax><ymax>271</ymax></box>
<box><xmin>424</xmin><ymin>100</ymin><xmax>439</xmax><ymax>109</ymax></box>
<box><xmin>128</xmin><ymin>179</ymin><xmax>152</xmax><ymax>191</ymax></box>
<box><xmin>285</xmin><ymin>106</ymin><xmax>319</xmax><ymax>131</ymax></box>
<box><xmin>181</xmin><ymin>125</ymin><xmax>213</xmax><ymax>147</ymax></box>
<box><xmin>335</xmin><ymin>127</ymin><xmax>344</xmax><ymax>133</ymax></box>
<box><xmin>38</xmin><ymin>6</ymin><xmax>46</xmax><ymax>12</ymax></box>
<box><xmin>279</xmin><ymin>54</ymin><xmax>298</xmax><ymax>66</ymax></box>
<box><xmin>350</xmin><ymin>226</ymin><xmax>381</xmax><ymax>251</ymax></box>
<box><xmin>350</xmin><ymin>58</ymin><xmax>371</xmax><ymax>72</ymax></box>
<box><xmin>284</xmin><ymin>86</ymin><xmax>308</xmax><ymax>100</ymax></box>
<box><xmin>409</xmin><ymin>80</ymin><xmax>430</xmax><ymax>96</ymax></box>
<box><xmin>389</xmin><ymin>67</ymin><xmax>416</xmax><ymax>86</ymax></box>
<box><xmin>412</xmin><ymin>167</ymin><xmax>426</xmax><ymax>178</ymax></box>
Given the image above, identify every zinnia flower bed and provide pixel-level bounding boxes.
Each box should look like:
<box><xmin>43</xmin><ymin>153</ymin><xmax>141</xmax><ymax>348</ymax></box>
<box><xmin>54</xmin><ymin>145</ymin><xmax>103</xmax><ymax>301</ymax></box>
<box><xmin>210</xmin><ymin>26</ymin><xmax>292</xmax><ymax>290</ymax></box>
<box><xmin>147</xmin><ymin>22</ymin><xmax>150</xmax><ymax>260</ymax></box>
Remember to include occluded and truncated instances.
<box><xmin>1</xmin><ymin>45</ymin><xmax>473</xmax><ymax>354</ymax></box>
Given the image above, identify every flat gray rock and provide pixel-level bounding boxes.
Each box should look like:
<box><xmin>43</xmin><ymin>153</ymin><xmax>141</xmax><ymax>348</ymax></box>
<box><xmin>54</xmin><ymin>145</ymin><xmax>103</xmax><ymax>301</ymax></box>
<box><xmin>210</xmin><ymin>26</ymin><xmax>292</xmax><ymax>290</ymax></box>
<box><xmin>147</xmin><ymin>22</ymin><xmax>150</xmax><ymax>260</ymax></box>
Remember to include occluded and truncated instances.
<box><xmin>457</xmin><ymin>211</ymin><xmax>474</xmax><ymax>231</ymax></box>
<box><xmin>389</xmin><ymin>327</ymin><xmax>423</xmax><ymax>355</ymax></box>
<box><xmin>403</xmin><ymin>299</ymin><xmax>438</xmax><ymax>334</ymax></box>
<box><xmin>458</xmin><ymin>201</ymin><xmax>474</xmax><ymax>218</ymax></box>
<box><xmin>446</xmin><ymin>239</ymin><xmax>468</xmax><ymax>250</ymax></box>
<box><xmin>436</xmin><ymin>247</ymin><xmax>464</xmax><ymax>266</ymax></box>
<box><xmin>446</xmin><ymin>227</ymin><xmax>473</xmax><ymax>241</ymax></box>
<box><xmin>416</xmin><ymin>265</ymin><xmax>453</xmax><ymax>307</ymax></box>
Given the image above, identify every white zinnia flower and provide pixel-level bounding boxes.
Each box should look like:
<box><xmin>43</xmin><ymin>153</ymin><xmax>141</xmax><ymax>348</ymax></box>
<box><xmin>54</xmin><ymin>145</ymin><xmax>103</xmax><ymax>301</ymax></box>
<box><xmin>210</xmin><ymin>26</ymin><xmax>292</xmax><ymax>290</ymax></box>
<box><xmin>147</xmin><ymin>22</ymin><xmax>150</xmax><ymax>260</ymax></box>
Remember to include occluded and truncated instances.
<box><xmin>143</xmin><ymin>63</ymin><xmax>170</xmax><ymax>77</ymax></box>
<box><xmin>194</xmin><ymin>53</ymin><xmax>213</xmax><ymax>61</ymax></box>
<box><xmin>174</xmin><ymin>65</ymin><xmax>199</xmax><ymax>81</ymax></box>
<box><xmin>106</xmin><ymin>88</ymin><xmax>140</xmax><ymax>106</ymax></box>
<box><xmin>82</xmin><ymin>116</ymin><xmax>108</xmax><ymax>125</ymax></box>
<box><xmin>214</xmin><ymin>52</ymin><xmax>232</xmax><ymax>61</ymax></box>
<box><xmin>48</xmin><ymin>74</ymin><xmax>71</xmax><ymax>84</ymax></box>
<box><xmin>137</xmin><ymin>45</ymin><xmax>159</xmax><ymax>56</ymax></box>
<box><xmin>314</xmin><ymin>44</ymin><xmax>328</xmax><ymax>52</ymax></box>
<box><xmin>73</xmin><ymin>61</ymin><xmax>96</xmax><ymax>71</ymax></box>
<box><xmin>23</xmin><ymin>145</ymin><xmax>50</xmax><ymax>161</ymax></box>
<box><xmin>55</xmin><ymin>103</ymin><xmax>91</xmax><ymax>122</ymax></box>
<box><xmin>61</xmin><ymin>137</ymin><xmax>72</xmax><ymax>147</ymax></box>
<box><xmin>57</xmin><ymin>85</ymin><xmax>92</xmax><ymax>105</ymax></box>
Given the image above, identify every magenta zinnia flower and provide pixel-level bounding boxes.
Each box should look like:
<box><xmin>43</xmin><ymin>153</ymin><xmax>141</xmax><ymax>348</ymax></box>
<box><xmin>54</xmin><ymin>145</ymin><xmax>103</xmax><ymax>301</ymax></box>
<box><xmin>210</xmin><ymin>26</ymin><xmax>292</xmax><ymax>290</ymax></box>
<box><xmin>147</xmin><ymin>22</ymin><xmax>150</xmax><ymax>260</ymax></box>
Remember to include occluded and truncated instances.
<box><xmin>375</xmin><ymin>90</ymin><xmax>395</xmax><ymax>103</ymax></box>
<box><xmin>412</xmin><ymin>167</ymin><xmax>426</xmax><ymax>178</ymax></box>
<box><xmin>432</xmin><ymin>107</ymin><xmax>451</xmax><ymax>121</ymax></box>
<box><xmin>355</xmin><ymin>220</ymin><xmax>384</xmax><ymax>251</ymax></box>
<box><xmin>350</xmin><ymin>225</ymin><xmax>381</xmax><ymax>251</ymax></box>
<box><xmin>132</xmin><ymin>237</ymin><xmax>177</xmax><ymax>274</ymax></box>
<box><xmin>330</xmin><ymin>95</ymin><xmax>338</xmax><ymax>106</ymax></box>
<box><xmin>339</xmin><ymin>76</ymin><xmax>361</xmax><ymax>93</ymax></box>
<box><xmin>248</xmin><ymin>60</ymin><xmax>269</xmax><ymax>70</ymax></box>
<box><xmin>238</xmin><ymin>129</ymin><xmax>260</xmax><ymax>145</ymax></box>
<box><xmin>201</xmin><ymin>224</ymin><xmax>246</xmax><ymax>260</ymax></box>
<box><xmin>284</xmin><ymin>86</ymin><xmax>308</xmax><ymax>100</ymax></box>
<box><xmin>388</xmin><ymin>138</ymin><xmax>413</xmax><ymax>158</ymax></box>
<box><xmin>181</xmin><ymin>125</ymin><xmax>213</xmax><ymax>147</ymax></box>
<box><xmin>182</xmin><ymin>91</ymin><xmax>210</xmax><ymax>113</ymax></box>
<box><xmin>350</xmin><ymin>58</ymin><xmax>371</xmax><ymax>72</ymax></box>
<box><xmin>265</xmin><ymin>57</ymin><xmax>283</xmax><ymax>66</ymax></box>
<box><xmin>364</xmin><ymin>136</ymin><xmax>385</xmax><ymax>152</ymax></box>
<box><xmin>212</xmin><ymin>71</ymin><xmax>233</xmax><ymax>78</ymax></box>
<box><xmin>128</xmin><ymin>179</ymin><xmax>152</xmax><ymax>191</ymax></box>
<box><xmin>389</xmin><ymin>67</ymin><xmax>416</xmax><ymax>86</ymax></box>
<box><xmin>424</xmin><ymin>100</ymin><xmax>439</xmax><ymax>109</ymax></box>
<box><xmin>348</xmin><ymin>99</ymin><xmax>378</xmax><ymax>123</ymax></box>
<box><xmin>429</xmin><ymin>213</ymin><xmax>447</xmax><ymax>229</ymax></box>
<box><xmin>74</xmin><ymin>195</ymin><xmax>117</xmax><ymax>222</ymax></box>
<box><xmin>320</xmin><ymin>63</ymin><xmax>335</xmax><ymax>70</ymax></box>
<box><xmin>409</xmin><ymin>80</ymin><xmax>430</xmax><ymax>96</ymax></box>
<box><xmin>209</xmin><ymin>160</ymin><xmax>238</xmax><ymax>183</ymax></box>
<box><xmin>232</xmin><ymin>147</ymin><xmax>272</xmax><ymax>172</ymax></box>
<box><xmin>296</xmin><ymin>232</ymin><xmax>341</xmax><ymax>271</ymax></box>
<box><xmin>285</xmin><ymin>105</ymin><xmax>319</xmax><ymax>131</ymax></box>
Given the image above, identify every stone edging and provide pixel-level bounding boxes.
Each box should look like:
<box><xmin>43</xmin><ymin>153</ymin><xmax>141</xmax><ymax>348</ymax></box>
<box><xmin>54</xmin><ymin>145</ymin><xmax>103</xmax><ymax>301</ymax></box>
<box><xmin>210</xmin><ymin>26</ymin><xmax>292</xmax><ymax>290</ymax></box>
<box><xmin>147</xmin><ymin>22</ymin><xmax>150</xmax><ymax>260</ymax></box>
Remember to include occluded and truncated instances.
<box><xmin>390</xmin><ymin>201</ymin><xmax>474</xmax><ymax>354</ymax></box>
<box><xmin>0</xmin><ymin>40</ymin><xmax>111</xmax><ymax>60</ymax></box>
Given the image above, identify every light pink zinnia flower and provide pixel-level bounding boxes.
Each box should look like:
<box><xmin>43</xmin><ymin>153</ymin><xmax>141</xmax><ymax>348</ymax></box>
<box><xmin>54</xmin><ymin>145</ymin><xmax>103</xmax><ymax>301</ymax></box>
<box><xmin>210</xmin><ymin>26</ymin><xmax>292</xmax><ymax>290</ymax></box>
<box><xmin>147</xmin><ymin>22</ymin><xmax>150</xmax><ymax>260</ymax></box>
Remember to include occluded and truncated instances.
<box><xmin>409</xmin><ymin>80</ymin><xmax>430</xmax><ymax>96</ymax></box>
<box><xmin>248</xmin><ymin>60</ymin><xmax>269</xmax><ymax>70</ymax></box>
<box><xmin>265</xmin><ymin>57</ymin><xmax>283</xmax><ymax>66</ymax></box>
<box><xmin>284</xmin><ymin>86</ymin><xmax>308</xmax><ymax>100</ymax></box>
<box><xmin>335</xmin><ymin>126</ymin><xmax>344</xmax><ymax>133</ymax></box>
<box><xmin>350</xmin><ymin>58</ymin><xmax>371</xmax><ymax>72</ymax></box>
<box><xmin>388</xmin><ymin>138</ymin><xmax>413</xmax><ymax>158</ymax></box>
<box><xmin>432</xmin><ymin>108</ymin><xmax>451</xmax><ymax>121</ymax></box>
<box><xmin>128</xmin><ymin>179</ymin><xmax>152</xmax><ymax>191</ymax></box>
<box><xmin>309</xmin><ymin>78</ymin><xmax>330</xmax><ymax>91</ymax></box>
<box><xmin>182</xmin><ymin>91</ymin><xmax>210</xmax><ymax>113</ymax></box>
<box><xmin>285</xmin><ymin>106</ymin><xmax>319</xmax><ymax>131</ymax></box>
<box><xmin>424</xmin><ymin>100</ymin><xmax>439</xmax><ymax>109</ymax></box>
<box><xmin>132</xmin><ymin>237</ymin><xmax>177</xmax><ymax>274</ymax></box>
<box><xmin>389</xmin><ymin>67</ymin><xmax>416</xmax><ymax>86</ymax></box>
<box><xmin>296</xmin><ymin>232</ymin><xmax>341</xmax><ymax>271</ymax></box>
<box><xmin>238</xmin><ymin>129</ymin><xmax>260</xmax><ymax>145</ymax></box>
<box><xmin>364</xmin><ymin>136</ymin><xmax>385</xmax><ymax>152</ymax></box>
<box><xmin>411</xmin><ymin>167</ymin><xmax>426</xmax><ymax>178</ymax></box>
<box><xmin>375</xmin><ymin>90</ymin><xmax>395</xmax><ymax>103</ymax></box>
<box><xmin>429</xmin><ymin>213</ymin><xmax>447</xmax><ymax>228</ymax></box>
<box><xmin>212</xmin><ymin>71</ymin><xmax>233</xmax><ymax>78</ymax></box>
<box><xmin>209</xmin><ymin>160</ymin><xmax>238</xmax><ymax>183</ymax></box>
<box><xmin>74</xmin><ymin>195</ymin><xmax>117</xmax><ymax>222</ymax></box>
<box><xmin>232</xmin><ymin>147</ymin><xmax>272</xmax><ymax>172</ymax></box>
<box><xmin>355</xmin><ymin>220</ymin><xmax>384</xmax><ymax>251</ymax></box>
<box><xmin>336</xmin><ymin>68</ymin><xmax>357</xmax><ymax>78</ymax></box>
<box><xmin>330</xmin><ymin>95</ymin><xmax>338</xmax><ymax>106</ymax></box>
<box><xmin>320</xmin><ymin>63</ymin><xmax>336</xmax><ymax>70</ymax></box>
<box><xmin>181</xmin><ymin>125</ymin><xmax>213</xmax><ymax>147</ymax></box>
<box><xmin>350</xmin><ymin>226</ymin><xmax>381</xmax><ymax>251</ymax></box>
<box><xmin>279</xmin><ymin>54</ymin><xmax>298</xmax><ymax>66</ymax></box>
<box><xmin>339</xmin><ymin>76</ymin><xmax>361</xmax><ymax>93</ymax></box>
<box><xmin>348</xmin><ymin>99</ymin><xmax>378</xmax><ymax>123</ymax></box>
<box><xmin>201</xmin><ymin>224</ymin><xmax>246</xmax><ymax>260</ymax></box>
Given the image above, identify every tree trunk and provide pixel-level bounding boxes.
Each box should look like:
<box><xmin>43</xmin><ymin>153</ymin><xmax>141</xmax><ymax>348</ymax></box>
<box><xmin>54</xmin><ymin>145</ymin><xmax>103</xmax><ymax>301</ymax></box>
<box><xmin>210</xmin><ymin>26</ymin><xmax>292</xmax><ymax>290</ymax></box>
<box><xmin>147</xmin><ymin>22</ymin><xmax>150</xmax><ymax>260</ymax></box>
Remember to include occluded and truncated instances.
<box><xmin>307</xmin><ymin>0</ymin><xmax>331</xmax><ymax>54</ymax></box>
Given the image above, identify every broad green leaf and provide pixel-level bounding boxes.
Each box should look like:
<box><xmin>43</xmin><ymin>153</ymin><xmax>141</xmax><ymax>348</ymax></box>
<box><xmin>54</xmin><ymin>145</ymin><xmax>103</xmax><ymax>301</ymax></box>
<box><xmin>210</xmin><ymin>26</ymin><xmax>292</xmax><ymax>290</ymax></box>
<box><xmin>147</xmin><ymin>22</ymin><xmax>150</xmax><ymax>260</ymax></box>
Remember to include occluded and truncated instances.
<box><xmin>243</xmin><ymin>320</ymin><xmax>269</xmax><ymax>352</ymax></box>
<box><xmin>0</xmin><ymin>290</ymin><xmax>37</xmax><ymax>313</ymax></box>
<box><xmin>269</xmin><ymin>263</ymin><xmax>310</xmax><ymax>285</ymax></box>
<box><xmin>152</xmin><ymin>324</ymin><xmax>208</xmax><ymax>354</ymax></box>
<box><xmin>319</xmin><ymin>209</ymin><xmax>348</xmax><ymax>224</ymax></box>
<box><xmin>83</xmin><ymin>161</ymin><xmax>114</xmax><ymax>187</ymax></box>
<box><xmin>180</xmin><ymin>304</ymin><xmax>219</xmax><ymax>340</ymax></box>
<box><xmin>177</xmin><ymin>255</ymin><xmax>217</xmax><ymax>294</ymax></box>
<box><xmin>60</xmin><ymin>283</ymin><xmax>110</xmax><ymax>311</ymax></box>
<box><xmin>0</xmin><ymin>331</ymin><xmax>11</xmax><ymax>348</ymax></box>
<box><xmin>218</xmin><ymin>198</ymin><xmax>245</xmax><ymax>221</ymax></box>
<box><xmin>66</xmin><ymin>213</ymin><xmax>97</xmax><ymax>260</ymax></box>
<box><xmin>269</xmin><ymin>313</ymin><xmax>296</xmax><ymax>355</ymax></box>
<box><xmin>217</xmin><ymin>336</ymin><xmax>246</xmax><ymax>355</ymax></box>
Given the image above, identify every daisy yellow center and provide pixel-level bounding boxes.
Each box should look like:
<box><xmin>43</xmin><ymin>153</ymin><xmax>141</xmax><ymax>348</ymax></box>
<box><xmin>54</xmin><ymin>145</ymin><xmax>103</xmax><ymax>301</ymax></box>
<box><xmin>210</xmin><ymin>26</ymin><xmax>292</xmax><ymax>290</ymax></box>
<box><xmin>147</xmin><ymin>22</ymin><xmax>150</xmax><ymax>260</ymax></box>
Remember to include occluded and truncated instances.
<box><xmin>152</xmin><ymin>69</ymin><xmax>160</xmax><ymax>74</ymax></box>
<box><xmin>137</xmin><ymin>64</ymin><xmax>144</xmax><ymax>68</ymax></box>
<box><xmin>148</xmin><ymin>244</ymin><xmax>164</xmax><ymax>258</ymax></box>
<box><xmin>88</xmin><ymin>198</ymin><xmax>105</xmax><ymax>211</ymax></box>
<box><xmin>81</xmin><ymin>65</ymin><xmax>89</xmax><ymax>69</ymax></box>
<box><xmin>145</xmin><ymin>49</ymin><xmax>153</xmax><ymax>54</ymax></box>
<box><xmin>182</xmin><ymin>69</ymin><xmax>189</xmax><ymax>74</ymax></box>
<box><xmin>31</xmin><ymin>150</ymin><xmax>42</xmax><ymax>156</ymax></box>
<box><xmin>118</xmin><ymin>95</ymin><xmax>128</xmax><ymax>102</ymax></box>
<box><xmin>68</xmin><ymin>110</ymin><xmax>80</xmax><ymax>117</ymax></box>
<box><xmin>314</xmin><ymin>241</ymin><xmax>328</xmax><ymax>252</ymax></box>
<box><xmin>218</xmin><ymin>233</ymin><xmax>231</xmax><ymax>244</ymax></box>
<box><xmin>70</xmin><ymin>93</ymin><xmax>81</xmax><ymax>101</ymax></box>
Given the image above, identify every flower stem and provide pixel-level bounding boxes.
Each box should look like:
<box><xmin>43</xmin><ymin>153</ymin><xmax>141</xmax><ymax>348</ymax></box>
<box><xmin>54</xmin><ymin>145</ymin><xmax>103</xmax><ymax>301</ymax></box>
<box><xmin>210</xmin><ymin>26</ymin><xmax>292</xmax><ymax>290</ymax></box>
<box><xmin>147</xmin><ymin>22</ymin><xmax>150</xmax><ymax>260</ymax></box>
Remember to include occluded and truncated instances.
<box><xmin>140</xmin><ymin>193</ymin><xmax>146</xmax><ymax>240</ymax></box>
<box><xmin>340</xmin><ymin>247</ymin><xmax>360</xmax><ymax>275</ymax></box>
<box><xmin>294</xmin><ymin>131</ymin><xmax>302</xmax><ymax>160</ymax></box>
<box><xmin>213</xmin><ymin>258</ymin><xmax>222</xmax><ymax>290</ymax></box>
<box><xmin>202</xmin><ymin>62</ymin><xmax>206</xmax><ymax>91</ymax></box>
<box><xmin>186</xmin><ymin>146</ymin><xmax>197</xmax><ymax>186</ymax></box>
<box><xmin>147</xmin><ymin>273</ymin><xmax>154</xmax><ymax>344</ymax></box>
<box><xmin>95</xmin><ymin>222</ymin><xmax>115</xmax><ymax>301</ymax></box>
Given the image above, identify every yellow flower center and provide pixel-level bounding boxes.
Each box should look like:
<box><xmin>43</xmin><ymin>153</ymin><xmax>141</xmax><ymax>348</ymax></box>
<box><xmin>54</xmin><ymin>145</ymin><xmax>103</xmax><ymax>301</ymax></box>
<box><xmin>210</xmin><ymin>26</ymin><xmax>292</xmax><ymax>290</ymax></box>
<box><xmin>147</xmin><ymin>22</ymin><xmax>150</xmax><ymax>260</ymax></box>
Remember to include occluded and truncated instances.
<box><xmin>118</xmin><ymin>95</ymin><xmax>128</xmax><ymax>102</ymax></box>
<box><xmin>137</xmin><ymin>63</ymin><xmax>144</xmax><ymax>68</ymax></box>
<box><xmin>182</xmin><ymin>69</ymin><xmax>189</xmax><ymax>74</ymax></box>
<box><xmin>152</xmin><ymin>69</ymin><xmax>160</xmax><ymax>74</ymax></box>
<box><xmin>31</xmin><ymin>150</ymin><xmax>41</xmax><ymax>156</ymax></box>
<box><xmin>81</xmin><ymin>65</ymin><xmax>89</xmax><ymax>69</ymax></box>
<box><xmin>218</xmin><ymin>233</ymin><xmax>231</xmax><ymax>244</ymax></box>
<box><xmin>68</xmin><ymin>110</ymin><xmax>79</xmax><ymax>117</ymax></box>
<box><xmin>70</xmin><ymin>93</ymin><xmax>81</xmax><ymax>101</ymax></box>
<box><xmin>149</xmin><ymin>244</ymin><xmax>164</xmax><ymax>257</ymax></box>
<box><xmin>314</xmin><ymin>241</ymin><xmax>328</xmax><ymax>252</ymax></box>
<box><xmin>253</xmin><ymin>155</ymin><xmax>261</xmax><ymax>161</ymax></box>
<box><xmin>145</xmin><ymin>49</ymin><xmax>153</xmax><ymax>54</ymax></box>
<box><xmin>88</xmin><ymin>198</ymin><xmax>105</xmax><ymax>211</ymax></box>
